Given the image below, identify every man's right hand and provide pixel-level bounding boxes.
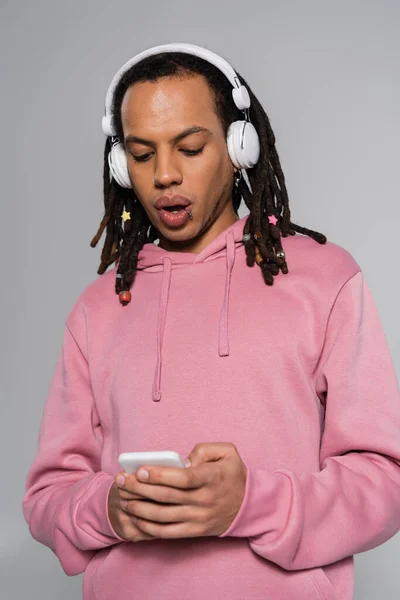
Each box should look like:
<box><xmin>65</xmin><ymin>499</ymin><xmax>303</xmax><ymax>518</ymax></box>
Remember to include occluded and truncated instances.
<box><xmin>107</xmin><ymin>476</ymin><xmax>158</xmax><ymax>542</ymax></box>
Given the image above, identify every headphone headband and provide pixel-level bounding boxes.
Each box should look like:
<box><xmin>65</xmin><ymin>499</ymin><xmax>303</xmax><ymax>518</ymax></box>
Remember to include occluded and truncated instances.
<box><xmin>102</xmin><ymin>42</ymin><xmax>251</xmax><ymax>137</ymax></box>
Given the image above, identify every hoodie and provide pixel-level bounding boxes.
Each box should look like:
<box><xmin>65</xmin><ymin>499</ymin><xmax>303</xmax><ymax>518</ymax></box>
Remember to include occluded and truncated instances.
<box><xmin>22</xmin><ymin>216</ymin><xmax>400</xmax><ymax>600</ymax></box>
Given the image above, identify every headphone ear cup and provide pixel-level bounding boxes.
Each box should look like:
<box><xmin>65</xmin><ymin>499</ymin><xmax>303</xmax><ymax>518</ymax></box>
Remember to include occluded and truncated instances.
<box><xmin>226</xmin><ymin>122</ymin><xmax>240</xmax><ymax>169</ymax></box>
<box><xmin>109</xmin><ymin>142</ymin><xmax>132</xmax><ymax>188</ymax></box>
<box><xmin>227</xmin><ymin>121</ymin><xmax>260</xmax><ymax>170</ymax></box>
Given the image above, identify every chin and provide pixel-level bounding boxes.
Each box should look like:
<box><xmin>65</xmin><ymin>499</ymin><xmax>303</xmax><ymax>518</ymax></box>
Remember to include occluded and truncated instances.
<box><xmin>160</xmin><ymin>225</ymin><xmax>197</xmax><ymax>240</ymax></box>
<box><xmin>156</xmin><ymin>222</ymin><xmax>202</xmax><ymax>245</ymax></box>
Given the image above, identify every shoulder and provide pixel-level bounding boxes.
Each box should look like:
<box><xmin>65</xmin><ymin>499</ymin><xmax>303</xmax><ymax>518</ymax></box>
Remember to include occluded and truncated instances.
<box><xmin>281</xmin><ymin>232</ymin><xmax>361</xmax><ymax>285</ymax></box>
<box><xmin>65</xmin><ymin>267</ymin><xmax>118</xmax><ymax>333</ymax></box>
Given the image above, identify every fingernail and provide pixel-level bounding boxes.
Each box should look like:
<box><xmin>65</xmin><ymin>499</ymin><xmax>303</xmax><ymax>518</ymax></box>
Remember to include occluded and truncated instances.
<box><xmin>120</xmin><ymin>499</ymin><xmax>128</xmax><ymax>509</ymax></box>
<box><xmin>137</xmin><ymin>469</ymin><xmax>149</xmax><ymax>480</ymax></box>
<box><xmin>184</xmin><ymin>458</ymin><xmax>191</xmax><ymax>468</ymax></box>
<box><xmin>116</xmin><ymin>475</ymin><xmax>125</xmax><ymax>486</ymax></box>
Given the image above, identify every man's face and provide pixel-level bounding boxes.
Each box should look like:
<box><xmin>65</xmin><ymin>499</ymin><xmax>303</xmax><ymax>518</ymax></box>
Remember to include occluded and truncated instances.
<box><xmin>120</xmin><ymin>74</ymin><xmax>239</xmax><ymax>252</ymax></box>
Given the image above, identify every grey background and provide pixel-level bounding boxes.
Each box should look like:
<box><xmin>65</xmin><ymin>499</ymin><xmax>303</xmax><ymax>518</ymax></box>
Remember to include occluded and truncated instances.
<box><xmin>1</xmin><ymin>0</ymin><xmax>399</xmax><ymax>598</ymax></box>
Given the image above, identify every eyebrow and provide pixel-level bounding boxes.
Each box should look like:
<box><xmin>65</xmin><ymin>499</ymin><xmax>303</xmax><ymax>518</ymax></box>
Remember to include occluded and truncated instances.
<box><xmin>124</xmin><ymin>126</ymin><xmax>210</xmax><ymax>146</ymax></box>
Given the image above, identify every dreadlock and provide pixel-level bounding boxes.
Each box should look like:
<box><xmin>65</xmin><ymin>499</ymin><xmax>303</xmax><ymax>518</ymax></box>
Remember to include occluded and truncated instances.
<box><xmin>91</xmin><ymin>52</ymin><xmax>327</xmax><ymax>303</ymax></box>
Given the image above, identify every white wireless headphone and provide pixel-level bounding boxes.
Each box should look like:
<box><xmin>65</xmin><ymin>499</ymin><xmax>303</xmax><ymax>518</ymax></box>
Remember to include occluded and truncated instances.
<box><xmin>102</xmin><ymin>42</ymin><xmax>261</xmax><ymax>189</ymax></box>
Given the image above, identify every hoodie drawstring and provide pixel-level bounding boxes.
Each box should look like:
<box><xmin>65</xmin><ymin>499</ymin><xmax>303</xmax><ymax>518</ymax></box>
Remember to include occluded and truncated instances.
<box><xmin>152</xmin><ymin>257</ymin><xmax>172</xmax><ymax>402</ymax></box>
<box><xmin>151</xmin><ymin>230</ymin><xmax>236</xmax><ymax>401</ymax></box>
<box><xmin>218</xmin><ymin>231</ymin><xmax>236</xmax><ymax>357</ymax></box>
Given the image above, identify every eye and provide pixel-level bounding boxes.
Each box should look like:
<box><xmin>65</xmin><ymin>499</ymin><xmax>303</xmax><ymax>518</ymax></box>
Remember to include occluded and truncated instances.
<box><xmin>131</xmin><ymin>153</ymin><xmax>152</xmax><ymax>163</ymax></box>
<box><xmin>181</xmin><ymin>147</ymin><xmax>204</xmax><ymax>156</ymax></box>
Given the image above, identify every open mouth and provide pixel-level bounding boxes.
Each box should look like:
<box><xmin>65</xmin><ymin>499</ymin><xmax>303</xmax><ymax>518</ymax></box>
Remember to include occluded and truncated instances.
<box><xmin>158</xmin><ymin>204</ymin><xmax>192</xmax><ymax>227</ymax></box>
<box><xmin>163</xmin><ymin>206</ymin><xmax>187</xmax><ymax>213</ymax></box>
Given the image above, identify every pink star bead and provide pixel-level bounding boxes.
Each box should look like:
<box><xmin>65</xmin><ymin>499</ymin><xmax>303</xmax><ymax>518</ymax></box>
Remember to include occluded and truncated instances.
<box><xmin>268</xmin><ymin>215</ymin><xmax>278</xmax><ymax>226</ymax></box>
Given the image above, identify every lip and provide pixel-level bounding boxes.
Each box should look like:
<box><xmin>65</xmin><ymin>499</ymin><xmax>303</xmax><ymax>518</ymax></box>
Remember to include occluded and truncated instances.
<box><xmin>154</xmin><ymin>195</ymin><xmax>191</xmax><ymax>210</ymax></box>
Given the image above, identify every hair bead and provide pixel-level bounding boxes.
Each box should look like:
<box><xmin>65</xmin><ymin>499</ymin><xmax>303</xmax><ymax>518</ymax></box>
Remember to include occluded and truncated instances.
<box><xmin>119</xmin><ymin>290</ymin><xmax>132</xmax><ymax>305</ymax></box>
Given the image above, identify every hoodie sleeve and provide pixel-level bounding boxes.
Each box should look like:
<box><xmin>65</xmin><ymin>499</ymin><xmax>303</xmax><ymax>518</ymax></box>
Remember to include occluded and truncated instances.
<box><xmin>220</xmin><ymin>270</ymin><xmax>400</xmax><ymax>570</ymax></box>
<box><xmin>22</xmin><ymin>301</ymin><xmax>126</xmax><ymax>576</ymax></box>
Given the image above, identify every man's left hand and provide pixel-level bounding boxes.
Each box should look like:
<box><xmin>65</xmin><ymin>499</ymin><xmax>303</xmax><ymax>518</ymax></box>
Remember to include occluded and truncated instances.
<box><xmin>116</xmin><ymin>442</ymin><xmax>247</xmax><ymax>538</ymax></box>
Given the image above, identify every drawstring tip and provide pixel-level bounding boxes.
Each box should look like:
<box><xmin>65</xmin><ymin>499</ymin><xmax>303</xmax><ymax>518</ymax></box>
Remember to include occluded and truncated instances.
<box><xmin>218</xmin><ymin>344</ymin><xmax>230</xmax><ymax>357</ymax></box>
<box><xmin>152</xmin><ymin>390</ymin><xmax>161</xmax><ymax>402</ymax></box>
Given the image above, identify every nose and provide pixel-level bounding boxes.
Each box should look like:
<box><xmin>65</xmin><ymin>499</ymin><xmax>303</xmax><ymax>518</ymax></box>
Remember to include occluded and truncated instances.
<box><xmin>152</xmin><ymin>152</ymin><xmax>183</xmax><ymax>188</ymax></box>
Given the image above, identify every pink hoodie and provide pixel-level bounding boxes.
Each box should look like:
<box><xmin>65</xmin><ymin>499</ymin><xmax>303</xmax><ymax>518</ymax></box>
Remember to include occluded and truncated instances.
<box><xmin>22</xmin><ymin>216</ymin><xmax>400</xmax><ymax>600</ymax></box>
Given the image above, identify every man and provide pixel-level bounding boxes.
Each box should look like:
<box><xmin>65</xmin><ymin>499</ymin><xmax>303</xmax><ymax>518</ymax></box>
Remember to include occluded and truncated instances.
<box><xmin>22</xmin><ymin>43</ymin><xmax>400</xmax><ymax>600</ymax></box>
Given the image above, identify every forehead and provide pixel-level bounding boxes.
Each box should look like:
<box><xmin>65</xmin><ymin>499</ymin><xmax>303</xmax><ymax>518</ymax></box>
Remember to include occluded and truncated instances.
<box><xmin>120</xmin><ymin>74</ymin><xmax>220</xmax><ymax>135</ymax></box>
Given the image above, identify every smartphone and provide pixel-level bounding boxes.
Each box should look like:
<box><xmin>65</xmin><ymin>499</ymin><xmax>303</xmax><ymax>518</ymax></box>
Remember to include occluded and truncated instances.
<box><xmin>118</xmin><ymin>450</ymin><xmax>186</xmax><ymax>474</ymax></box>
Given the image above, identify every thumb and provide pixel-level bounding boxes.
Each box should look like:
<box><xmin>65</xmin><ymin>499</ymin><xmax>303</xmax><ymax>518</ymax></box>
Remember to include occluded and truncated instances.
<box><xmin>186</xmin><ymin>442</ymin><xmax>234</xmax><ymax>468</ymax></box>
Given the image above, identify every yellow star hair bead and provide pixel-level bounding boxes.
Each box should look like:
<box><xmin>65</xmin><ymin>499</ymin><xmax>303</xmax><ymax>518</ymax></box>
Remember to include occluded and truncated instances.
<box><xmin>121</xmin><ymin>210</ymin><xmax>131</xmax><ymax>222</ymax></box>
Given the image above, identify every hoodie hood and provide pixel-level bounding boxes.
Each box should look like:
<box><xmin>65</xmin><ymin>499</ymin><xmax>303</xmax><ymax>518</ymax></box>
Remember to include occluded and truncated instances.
<box><xmin>136</xmin><ymin>216</ymin><xmax>247</xmax><ymax>271</ymax></box>
<box><xmin>136</xmin><ymin>216</ymin><xmax>248</xmax><ymax>402</ymax></box>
